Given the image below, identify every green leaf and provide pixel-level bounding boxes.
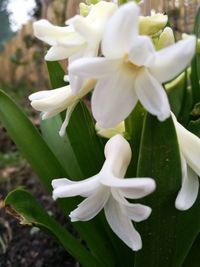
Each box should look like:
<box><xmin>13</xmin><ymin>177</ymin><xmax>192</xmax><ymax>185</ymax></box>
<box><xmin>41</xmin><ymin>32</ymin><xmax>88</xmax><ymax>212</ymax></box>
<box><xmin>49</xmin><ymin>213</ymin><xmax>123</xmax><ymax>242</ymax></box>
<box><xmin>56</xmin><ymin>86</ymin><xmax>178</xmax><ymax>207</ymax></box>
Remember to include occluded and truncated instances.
<box><xmin>125</xmin><ymin>103</ymin><xmax>146</xmax><ymax>177</ymax></box>
<box><xmin>188</xmin><ymin>118</ymin><xmax>200</xmax><ymax>137</ymax></box>
<box><xmin>40</xmin><ymin>115</ymin><xmax>83</xmax><ymax>179</ymax></box>
<box><xmin>178</xmin><ymin>70</ymin><xmax>193</xmax><ymax>126</ymax></box>
<box><xmin>134</xmin><ymin>114</ymin><xmax>200</xmax><ymax>267</ymax></box>
<box><xmin>46</xmin><ymin>61</ymin><xmax>67</xmax><ymax>88</ymax></box>
<box><xmin>0</xmin><ymin>89</ymin><xmax>67</xmax><ymax>191</ymax></box>
<box><xmin>191</xmin><ymin>6</ymin><xmax>200</xmax><ymax>104</ymax></box>
<box><xmin>4</xmin><ymin>189</ymin><xmax>99</xmax><ymax>267</ymax></box>
<box><xmin>165</xmin><ymin>72</ymin><xmax>186</xmax><ymax>117</ymax></box>
<box><xmin>182</xmin><ymin>234</ymin><xmax>200</xmax><ymax>267</ymax></box>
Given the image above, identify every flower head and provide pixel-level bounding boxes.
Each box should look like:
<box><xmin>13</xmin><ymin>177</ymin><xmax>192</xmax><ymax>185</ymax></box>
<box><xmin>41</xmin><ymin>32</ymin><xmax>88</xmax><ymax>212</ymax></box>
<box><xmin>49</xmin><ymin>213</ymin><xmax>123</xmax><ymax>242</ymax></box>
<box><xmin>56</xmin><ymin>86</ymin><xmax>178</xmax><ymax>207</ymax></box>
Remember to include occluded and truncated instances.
<box><xmin>172</xmin><ymin>113</ymin><xmax>200</xmax><ymax>210</ymax></box>
<box><xmin>33</xmin><ymin>1</ymin><xmax>117</xmax><ymax>61</ymax></box>
<box><xmin>52</xmin><ymin>134</ymin><xmax>156</xmax><ymax>250</ymax></box>
<box><xmin>29</xmin><ymin>80</ymin><xmax>95</xmax><ymax>136</ymax></box>
<box><xmin>69</xmin><ymin>2</ymin><xmax>196</xmax><ymax>128</ymax></box>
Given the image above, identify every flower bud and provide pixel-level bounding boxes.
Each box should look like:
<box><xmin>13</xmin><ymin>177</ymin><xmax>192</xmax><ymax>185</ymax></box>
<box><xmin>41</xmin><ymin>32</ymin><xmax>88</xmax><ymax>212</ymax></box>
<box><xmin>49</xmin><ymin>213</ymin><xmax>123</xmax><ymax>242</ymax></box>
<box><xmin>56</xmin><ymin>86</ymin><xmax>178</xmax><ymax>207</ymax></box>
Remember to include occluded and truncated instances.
<box><xmin>156</xmin><ymin>27</ymin><xmax>175</xmax><ymax>50</ymax></box>
<box><xmin>139</xmin><ymin>13</ymin><xmax>168</xmax><ymax>36</ymax></box>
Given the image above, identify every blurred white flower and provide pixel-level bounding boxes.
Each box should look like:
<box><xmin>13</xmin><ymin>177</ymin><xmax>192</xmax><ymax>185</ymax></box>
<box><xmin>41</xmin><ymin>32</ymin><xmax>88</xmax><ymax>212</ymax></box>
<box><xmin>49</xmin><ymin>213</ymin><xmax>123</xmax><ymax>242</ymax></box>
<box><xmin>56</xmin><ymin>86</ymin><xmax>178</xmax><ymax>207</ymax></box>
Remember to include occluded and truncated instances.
<box><xmin>69</xmin><ymin>2</ymin><xmax>196</xmax><ymax>128</ymax></box>
<box><xmin>33</xmin><ymin>1</ymin><xmax>116</xmax><ymax>99</ymax></box>
<box><xmin>52</xmin><ymin>134</ymin><xmax>156</xmax><ymax>251</ymax></box>
<box><xmin>172</xmin><ymin>113</ymin><xmax>200</xmax><ymax>210</ymax></box>
<box><xmin>29</xmin><ymin>80</ymin><xmax>95</xmax><ymax>136</ymax></box>
<box><xmin>33</xmin><ymin>1</ymin><xmax>117</xmax><ymax>61</ymax></box>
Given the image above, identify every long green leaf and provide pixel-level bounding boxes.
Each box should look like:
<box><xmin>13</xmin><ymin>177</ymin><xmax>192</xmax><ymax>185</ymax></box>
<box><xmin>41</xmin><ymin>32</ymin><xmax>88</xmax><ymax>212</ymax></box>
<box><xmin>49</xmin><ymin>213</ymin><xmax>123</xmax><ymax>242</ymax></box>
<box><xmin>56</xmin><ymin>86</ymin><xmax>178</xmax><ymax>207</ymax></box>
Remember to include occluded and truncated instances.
<box><xmin>125</xmin><ymin>103</ymin><xmax>146</xmax><ymax>177</ymax></box>
<box><xmin>4</xmin><ymin>189</ymin><xmax>98</xmax><ymax>267</ymax></box>
<box><xmin>191</xmin><ymin>6</ymin><xmax>200</xmax><ymax>104</ymax></box>
<box><xmin>0</xmin><ymin>89</ymin><xmax>67</xmax><ymax>190</ymax></box>
<box><xmin>134</xmin><ymin>114</ymin><xmax>200</xmax><ymax>267</ymax></box>
<box><xmin>40</xmin><ymin>115</ymin><xmax>83</xmax><ymax>179</ymax></box>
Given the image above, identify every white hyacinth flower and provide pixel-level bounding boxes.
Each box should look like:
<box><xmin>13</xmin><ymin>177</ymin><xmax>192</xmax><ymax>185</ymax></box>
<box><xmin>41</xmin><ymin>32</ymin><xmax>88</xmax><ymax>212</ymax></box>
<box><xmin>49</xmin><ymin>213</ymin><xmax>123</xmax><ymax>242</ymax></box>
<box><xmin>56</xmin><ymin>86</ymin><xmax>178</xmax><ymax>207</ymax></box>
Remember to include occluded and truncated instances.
<box><xmin>29</xmin><ymin>80</ymin><xmax>95</xmax><ymax>136</ymax></box>
<box><xmin>52</xmin><ymin>134</ymin><xmax>156</xmax><ymax>251</ymax></box>
<box><xmin>33</xmin><ymin>1</ymin><xmax>117</xmax><ymax>61</ymax></box>
<box><xmin>69</xmin><ymin>2</ymin><xmax>196</xmax><ymax>128</ymax></box>
<box><xmin>172</xmin><ymin>113</ymin><xmax>200</xmax><ymax>210</ymax></box>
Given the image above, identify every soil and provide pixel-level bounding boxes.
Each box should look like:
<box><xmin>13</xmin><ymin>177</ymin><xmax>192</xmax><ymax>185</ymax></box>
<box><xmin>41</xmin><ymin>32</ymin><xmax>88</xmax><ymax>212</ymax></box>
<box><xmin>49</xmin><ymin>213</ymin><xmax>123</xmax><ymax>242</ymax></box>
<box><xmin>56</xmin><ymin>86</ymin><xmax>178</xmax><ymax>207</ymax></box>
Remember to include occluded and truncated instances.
<box><xmin>0</xmin><ymin>127</ymin><xmax>78</xmax><ymax>267</ymax></box>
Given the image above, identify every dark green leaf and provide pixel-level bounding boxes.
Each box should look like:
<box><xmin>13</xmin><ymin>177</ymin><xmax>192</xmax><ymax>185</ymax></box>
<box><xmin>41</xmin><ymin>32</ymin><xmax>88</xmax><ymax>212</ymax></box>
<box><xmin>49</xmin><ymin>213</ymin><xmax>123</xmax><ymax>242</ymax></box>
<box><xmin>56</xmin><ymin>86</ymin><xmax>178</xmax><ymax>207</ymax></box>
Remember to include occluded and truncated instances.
<box><xmin>4</xmin><ymin>189</ymin><xmax>99</xmax><ymax>267</ymax></box>
<box><xmin>134</xmin><ymin>114</ymin><xmax>200</xmax><ymax>267</ymax></box>
<box><xmin>188</xmin><ymin>118</ymin><xmax>200</xmax><ymax>137</ymax></box>
<box><xmin>191</xmin><ymin>6</ymin><xmax>200</xmax><ymax>104</ymax></box>
<box><xmin>46</xmin><ymin>61</ymin><xmax>67</xmax><ymax>88</ymax></box>
<box><xmin>125</xmin><ymin>103</ymin><xmax>146</xmax><ymax>177</ymax></box>
<box><xmin>165</xmin><ymin>72</ymin><xmax>186</xmax><ymax>117</ymax></box>
<box><xmin>182</xmin><ymin>234</ymin><xmax>200</xmax><ymax>267</ymax></box>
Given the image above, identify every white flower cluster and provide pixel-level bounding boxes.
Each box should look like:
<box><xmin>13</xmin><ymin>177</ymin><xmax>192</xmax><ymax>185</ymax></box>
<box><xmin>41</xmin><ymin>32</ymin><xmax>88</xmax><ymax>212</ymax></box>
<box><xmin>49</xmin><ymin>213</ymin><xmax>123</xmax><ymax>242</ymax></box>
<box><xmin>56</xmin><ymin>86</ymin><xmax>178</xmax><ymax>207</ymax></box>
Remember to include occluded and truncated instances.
<box><xmin>29</xmin><ymin>1</ymin><xmax>198</xmax><ymax>250</ymax></box>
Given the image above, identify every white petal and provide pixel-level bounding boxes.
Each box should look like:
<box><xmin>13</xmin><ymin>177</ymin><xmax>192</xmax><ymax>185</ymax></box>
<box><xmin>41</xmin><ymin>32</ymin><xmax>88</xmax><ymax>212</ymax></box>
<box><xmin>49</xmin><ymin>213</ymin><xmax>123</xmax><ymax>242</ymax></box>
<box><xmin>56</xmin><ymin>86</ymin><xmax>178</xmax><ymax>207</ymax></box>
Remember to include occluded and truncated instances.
<box><xmin>110</xmin><ymin>190</ymin><xmax>152</xmax><ymax>222</ymax></box>
<box><xmin>135</xmin><ymin>69</ymin><xmax>170</xmax><ymax>121</ymax></box>
<box><xmin>52</xmin><ymin>176</ymin><xmax>99</xmax><ymax>200</ymax></box>
<box><xmin>102</xmin><ymin>2</ymin><xmax>140</xmax><ymax>58</ymax></box>
<box><xmin>67</xmin><ymin>1</ymin><xmax>117</xmax><ymax>44</ymax></box>
<box><xmin>129</xmin><ymin>36</ymin><xmax>155</xmax><ymax>67</ymax></box>
<box><xmin>69</xmin><ymin>187</ymin><xmax>109</xmax><ymax>222</ymax></box>
<box><xmin>175</xmin><ymin>157</ymin><xmax>199</xmax><ymax>210</ymax></box>
<box><xmin>91</xmin><ymin>70</ymin><xmax>138</xmax><ymax>128</ymax></box>
<box><xmin>149</xmin><ymin>36</ymin><xmax>196</xmax><ymax>83</ymax></box>
<box><xmin>52</xmin><ymin>178</ymin><xmax>76</xmax><ymax>188</ymax></box>
<box><xmin>30</xmin><ymin>86</ymin><xmax>77</xmax><ymax>116</ymax></box>
<box><xmin>104</xmin><ymin>196</ymin><xmax>142</xmax><ymax>251</ymax></box>
<box><xmin>59</xmin><ymin>102</ymin><xmax>78</xmax><ymax>137</ymax></box>
<box><xmin>101</xmin><ymin>177</ymin><xmax>156</xmax><ymax>199</ymax></box>
<box><xmin>29</xmin><ymin>90</ymin><xmax>55</xmax><ymax>101</ymax></box>
<box><xmin>126</xmin><ymin>204</ymin><xmax>152</xmax><ymax>222</ymax></box>
<box><xmin>45</xmin><ymin>45</ymin><xmax>85</xmax><ymax>61</ymax></box>
<box><xmin>69</xmin><ymin>57</ymin><xmax>122</xmax><ymax>79</ymax></box>
<box><xmin>34</xmin><ymin>20</ymin><xmax>85</xmax><ymax>46</ymax></box>
<box><xmin>173</xmin><ymin>117</ymin><xmax>200</xmax><ymax>176</ymax></box>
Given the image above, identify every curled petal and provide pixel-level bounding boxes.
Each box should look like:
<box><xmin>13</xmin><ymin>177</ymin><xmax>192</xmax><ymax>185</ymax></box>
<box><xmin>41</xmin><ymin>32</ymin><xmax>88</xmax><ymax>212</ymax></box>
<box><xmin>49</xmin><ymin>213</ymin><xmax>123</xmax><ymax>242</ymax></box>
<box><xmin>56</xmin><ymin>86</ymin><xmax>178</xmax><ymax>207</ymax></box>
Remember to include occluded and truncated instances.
<box><xmin>135</xmin><ymin>68</ymin><xmax>170</xmax><ymax>121</ymax></box>
<box><xmin>33</xmin><ymin>20</ymin><xmax>85</xmax><ymax>46</ymax></box>
<box><xmin>149</xmin><ymin>36</ymin><xmax>196</xmax><ymax>83</ymax></box>
<box><xmin>102</xmin><ymin>176</ymin><xmax>156</xmax><ymax>199</ymax></box>
<box><xmin>52</xmin><ymin>176</ymin><xmax>99</xmax><ymax>200</ymax></box>
<box><xmin>45</xmin><ymin>45</ymin><xmax>85</xmax><ymax>61</ymax></box>
<box><xmin>104</xmin><ymin>196</ymin><xmax>142</xmax><ymax>251</ymax></box>
<box><xmin>102</xmin><ymin>2</ymin><xmax>140</xmax><ymax>58</ymax></box>
<box><xmin>172</xmin><ymin>114</ymin><xmax>200</xmax><ymax>176</ymax></box>
<box><xmin>52</xmin><ymin>178</ymin><xmax>77</xmax><ymax>188</ymax></box>
<box><xmin>29</xmin><ymin>86</ymin><xmax>77</xmax><ymax>118</ymax></box>
<box><xmin>126</xmin><ymin>204</ymin><xmax>152</xmax><ymax>222</ymax></box>
<box><xmin>70</xmin><ymin>187</ymin><xmax>109</xmax><ymax>222</ymax></box>
<box><xmin>175</xmin><ymin>157</ymin><xmax>199</xmax><ymax>210</ymax></box>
